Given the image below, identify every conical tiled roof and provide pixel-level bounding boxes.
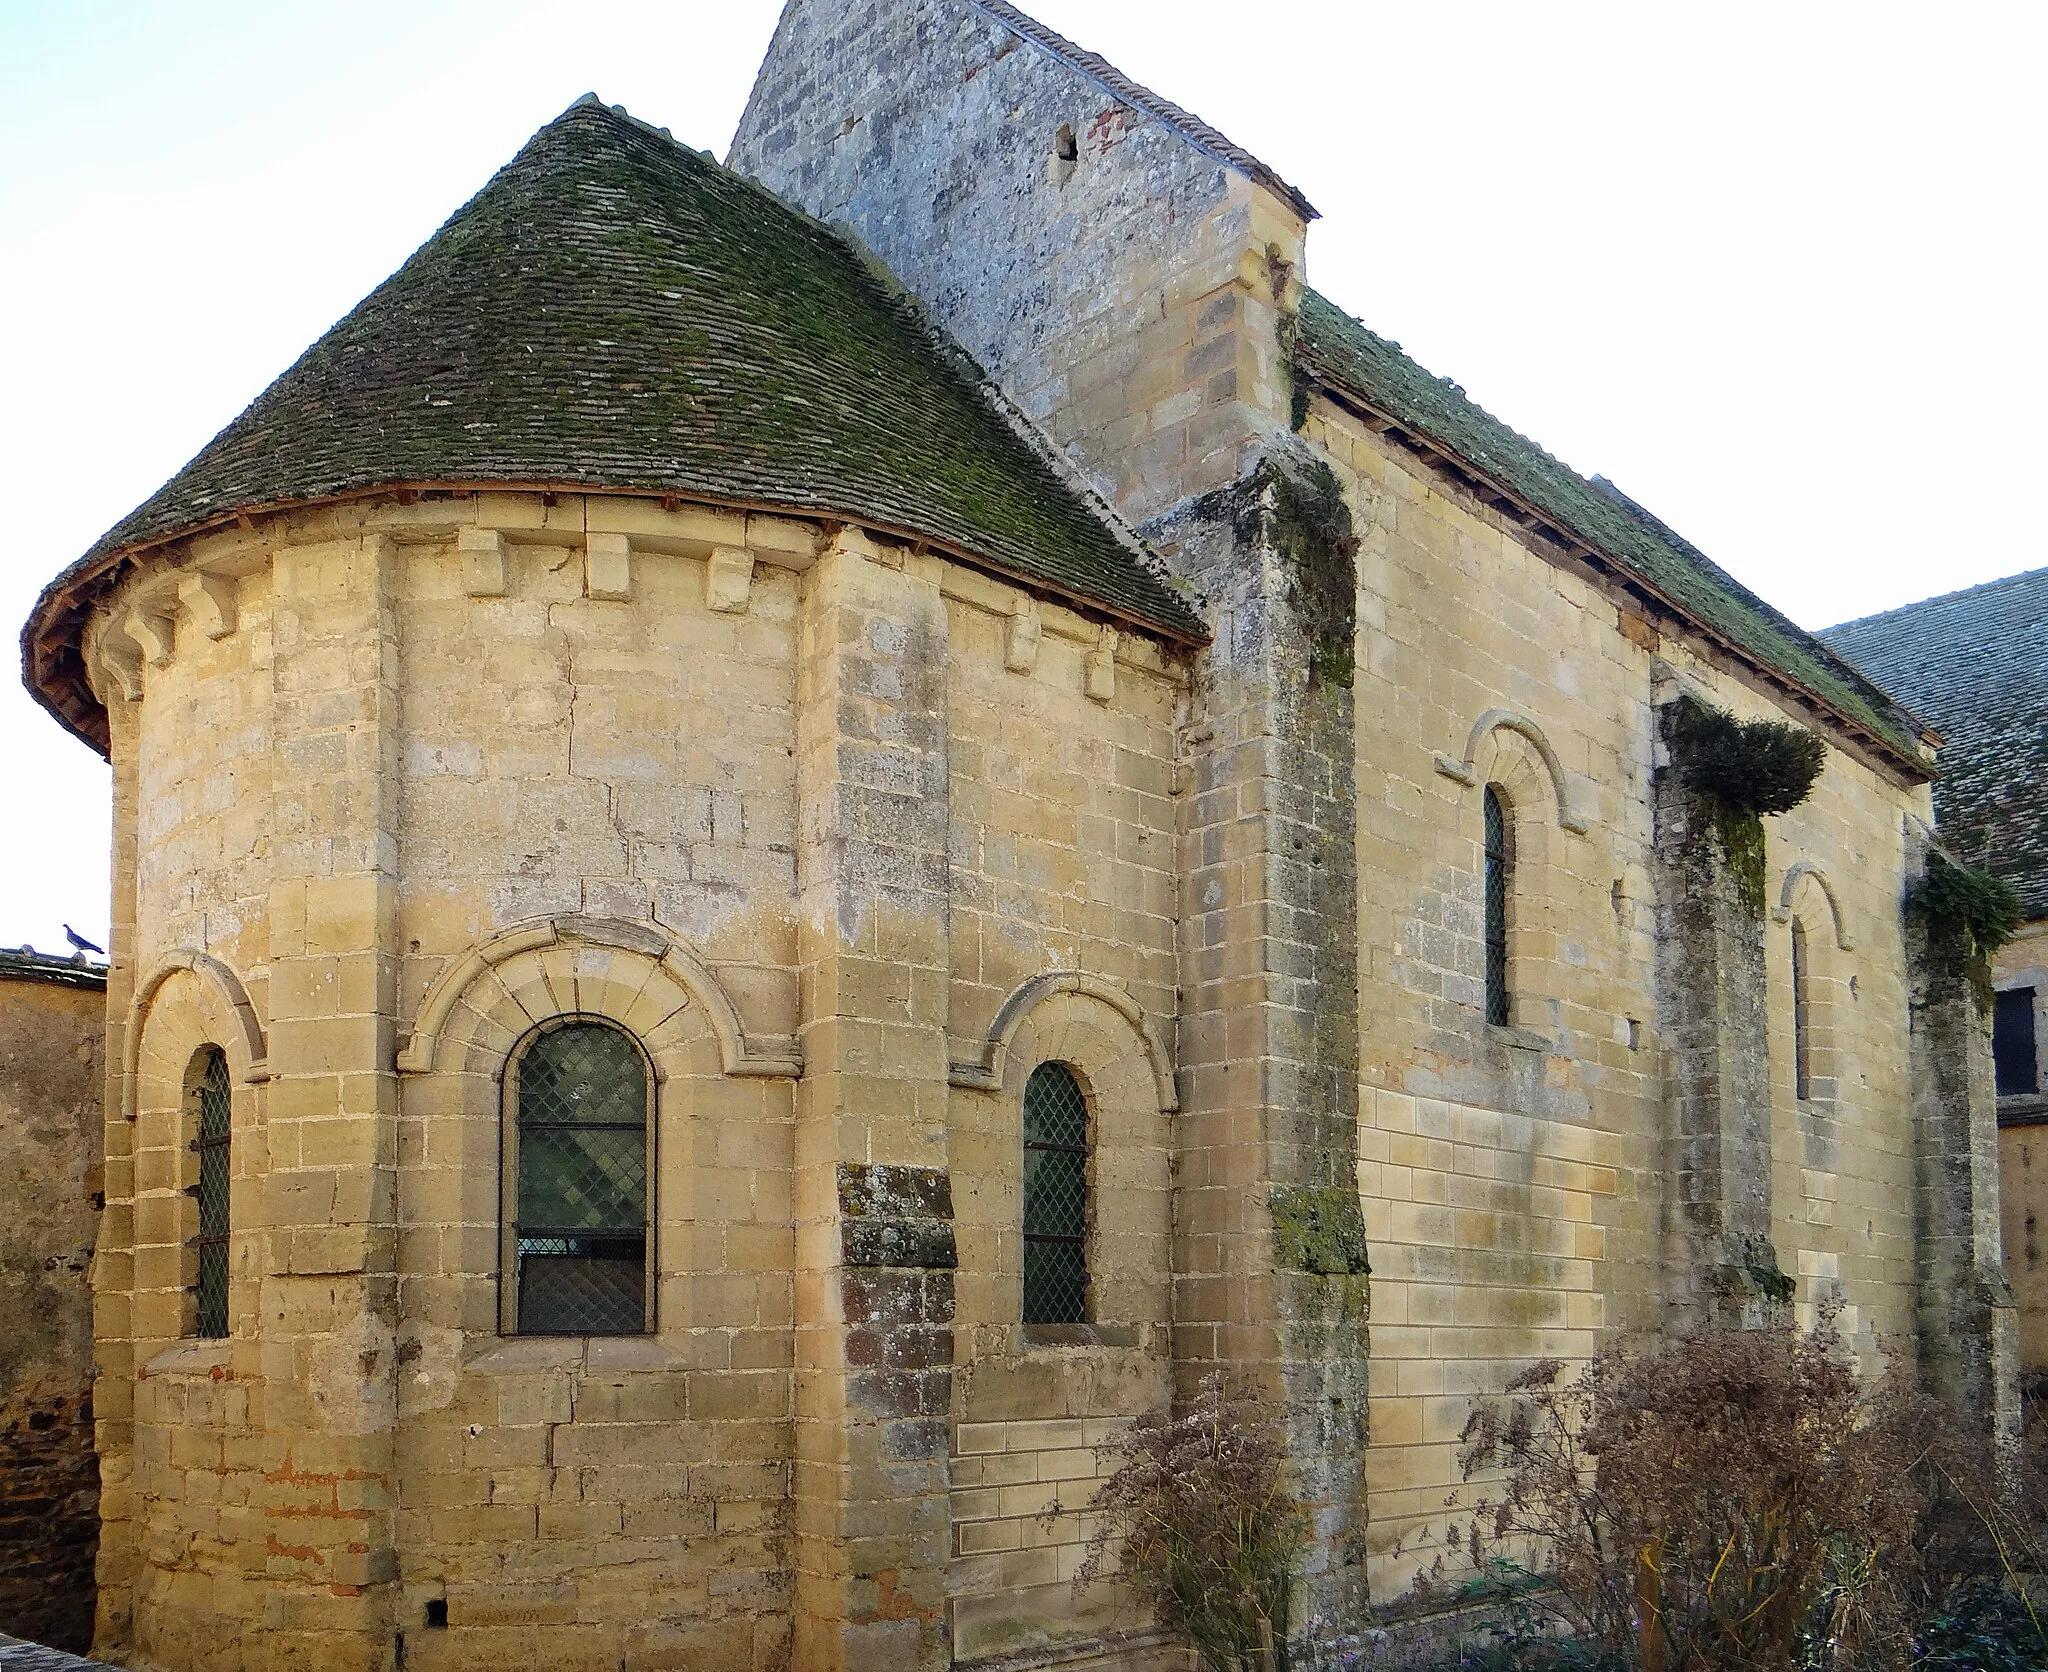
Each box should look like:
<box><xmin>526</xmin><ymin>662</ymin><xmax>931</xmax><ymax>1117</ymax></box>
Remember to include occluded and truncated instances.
<box><xmin>24</xmin><ymin>96</ymin><xmax>1202</xmax><ymax>751</ymax></box>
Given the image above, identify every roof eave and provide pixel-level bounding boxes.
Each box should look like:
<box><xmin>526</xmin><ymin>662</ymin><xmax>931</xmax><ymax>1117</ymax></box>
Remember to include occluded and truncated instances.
<box><xmin>24</xmin><ymin>476</ymin><xmax>1209</xmax><ymax>758</ymax></box>
<box><xmin>1294</xmin><ymin>348</ymin><xmax>1935</xmax><ymax>785</ymax></box>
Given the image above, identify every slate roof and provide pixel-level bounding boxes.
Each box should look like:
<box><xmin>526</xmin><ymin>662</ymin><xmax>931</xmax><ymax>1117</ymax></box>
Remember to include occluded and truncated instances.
<box><xmin>23</xmin><ymin>96</ymin><xmax>1203</xmax><ymax>753</ymax></box>
<box><xmin>1822</xmin><ymin>567</ymin><xmax>2048</xmax><ymax>919</ymax></box>
<box><xmin>962</xmin><ymin>0</ymin><xmax>1318</xmax><ymax>222</ymax></box>
<box><xmin>1293</xmin><ymin>289</ymin><xmax>1930</xmax><ymax>773</ymax></box>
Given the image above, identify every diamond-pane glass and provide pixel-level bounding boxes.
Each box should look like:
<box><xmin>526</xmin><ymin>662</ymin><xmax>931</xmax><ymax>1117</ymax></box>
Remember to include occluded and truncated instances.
<box><xmin>192</xmin><ymin>1047</ymin><xmax>231</xmax><ymax>1340</ymax></box>
<box><xmin>1483</xmin><ymin>787</ymin><xmax>1511</xmax><ymax>1028</ymax></box>
<box><xmin>514</xmin><ymin>1023</ymin><xmax>648</xmax><ymax>1334</ymax></box>
<box><xmin>1023</xmin><ymin>1062</ymin><xmax>1089</xmax><ymax>1325</ymax></box>
<box><xmin>1791</xmin><ymin>922</ymin><xmax>1812</xmax><ymax>1101</ymax></box>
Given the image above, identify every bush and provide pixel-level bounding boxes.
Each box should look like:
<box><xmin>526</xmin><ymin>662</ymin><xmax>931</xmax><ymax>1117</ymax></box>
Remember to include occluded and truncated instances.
<box><xmin>1915</xmin><ymin>850</ymin><xmax>2024</xmax><ymax>968</ymax></box>
<box><xmin>1080</xmin><ymin>1373</ymin><xmax>1309</xmax><ymax>1671</ymax></box>
<box><xmin>1451</xmin><ymin>1314</ymin><xmax>1933</xmax><ymax>1671</ymax></box>
<box><xmin>1663</xmin><ymin>696</ymin><xmax>1826</xmax><ymax>818</ymax></box>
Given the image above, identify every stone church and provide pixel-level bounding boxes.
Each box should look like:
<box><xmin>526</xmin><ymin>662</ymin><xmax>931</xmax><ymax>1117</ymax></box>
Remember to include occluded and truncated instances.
<box><xmin>17</xmin><ymin>2</ymin><xmax>2013</xmax><ymax>1668</ymax></box>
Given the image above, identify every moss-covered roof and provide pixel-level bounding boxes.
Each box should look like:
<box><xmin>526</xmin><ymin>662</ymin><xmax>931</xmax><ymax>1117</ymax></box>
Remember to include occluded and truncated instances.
<box><xmin>1293</xmin><ymin>289</ymin><xmax>1929</xmax><ymax>773</ymax></box>
<box><xmin>24</xmin><ymin>96</ymin><xmax>1202</xmax><ymax>752</ymax></box>
<box><xmin>1823</xmin><ymin>568</ymin><xmax>2048</xmax><ymax>919</ymax></box>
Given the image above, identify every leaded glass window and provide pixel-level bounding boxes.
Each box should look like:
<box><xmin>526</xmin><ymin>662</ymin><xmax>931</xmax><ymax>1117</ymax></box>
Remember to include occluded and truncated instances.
<box><xmin>1483</xmin><ymin>786</ymin><xmax>1512</xmax><ymax>1028</ymax></box>
<box><xmin>190</xmin><ymin>1047</ymin><xmax>231</xmax><ymax>1340</ymax></box>
<box><xmin>1022</xmin><ymin>1061</ymin><xmax>1089</xmax><ymax>1325</ymax></box>
<box><xmin>505</xmin><ymin>1021</ymin><xmax>651</xmax><ymax>1336</ymax></box>
<box><xmin>1791</xmin><ymin>921</ymin><xmax>1813</xmax><ymax>1101</ymax></box>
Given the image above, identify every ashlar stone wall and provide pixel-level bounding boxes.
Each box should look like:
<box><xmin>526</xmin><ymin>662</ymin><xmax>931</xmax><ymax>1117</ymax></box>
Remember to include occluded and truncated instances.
<box><xmin>86</xmin><ymin>488</ymin><xmax>1190</xmax><ymax>1672</ymax></box>
<box><xmin>731</xmin><ymin>0</ymin><xmax>1308</xmax><ymax>524</ymax></box>
<box><xmin>1310</xmin><ymin>398</ymin><xmax>1939</xmax><ymax>1592</ymax></box>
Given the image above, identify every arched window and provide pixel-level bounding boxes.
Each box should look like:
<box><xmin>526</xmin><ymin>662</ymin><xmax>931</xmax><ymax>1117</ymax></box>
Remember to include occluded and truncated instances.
<box><xmin>1791</xmin><ymin>920</ymin><xmax>1813</xmax><ymax>1102</ymax></box>
<box><xmin>1483</xmin><ymin>786</ymin><xmax>1513</xmax><ymax>1027</ymax></box>
<box><xmin>503</xmin><ymin>1020</ymin><xmax>652</xmax><ymax>1336</ymax></box>
<box><xmin>1022</xmin><ymin>1061</ymin><xmax>1089</xmax><ymax>1325</ymax></box>
<box><xmin>188</xmin><ymin>1046</ymin><xmax>231</xmax><ymax>1340</ymax></box>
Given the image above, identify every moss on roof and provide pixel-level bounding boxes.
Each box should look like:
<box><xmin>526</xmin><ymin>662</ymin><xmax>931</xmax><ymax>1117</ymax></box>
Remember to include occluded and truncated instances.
<box><xmin>25</xmin><ymin>96</ymin><xmax>1201</xmax><ymax>751</ymax></box>
<box><xmin>1293</xmin><ymin>288</ymin><xmax>1927</xmax><ymax>771</ymax></box>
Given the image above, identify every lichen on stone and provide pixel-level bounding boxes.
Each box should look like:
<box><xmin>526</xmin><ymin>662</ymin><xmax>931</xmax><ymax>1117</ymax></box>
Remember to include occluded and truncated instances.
<box><xmin>1234</xmin><ymin>456</ymin><xmax>1359</xmax><ymax>688</ymax></box>
<box><xmin>1269</xmin><ymin>1183</ymin><xmax>1371</xmax><ymax>1276</ymax></box>
<box><xmin>1735</xmin><ymin>1235</ymin><xmax>1796</xmax><ymax>1305</ymax></box>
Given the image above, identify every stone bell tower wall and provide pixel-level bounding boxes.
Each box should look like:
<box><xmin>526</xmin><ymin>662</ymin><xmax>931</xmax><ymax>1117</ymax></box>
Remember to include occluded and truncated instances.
<box><xmin>730</xmin><ymin>0</ymin><xmax>1308</xmax><ymax>526</ymax></box>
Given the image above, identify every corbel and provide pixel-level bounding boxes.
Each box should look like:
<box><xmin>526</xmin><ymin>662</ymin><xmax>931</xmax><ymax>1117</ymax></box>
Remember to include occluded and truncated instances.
<box><xmin>95</xmin><ymin>618</ymin><xmax>146</xmax><ymax>702</ymax></box>
<box><xmin>705</xmin><ymin>546</ymin><xmax>755</xmax><ymax>615</ymax></box>
<box><xmin>177</xmin><ymin>572</ymin><xmax>238</xmax><ymax>640</ymax></box>
<box><xmin>585</xmin><ymin>532</ymin><xmax>632</xmax><ymax>601</ymax></box>
<box><xmin>1084</xmin><ymin>625</ymin><xmax>1118</xmax><ymax>703</ymax></box>
<box><xmin>459</xmin><ymin>527</ymin><xmax>508</xmax><ymax>598</ymax></box>
<box><xmin>125</xmin><ymin>601</ymin><xmax>176</xmax><ymax>667</ymax></box>
<box><xmin>1003</xmin><ymin>592</ymin><xmax>1041</xmax><ymax>675</ymax></box>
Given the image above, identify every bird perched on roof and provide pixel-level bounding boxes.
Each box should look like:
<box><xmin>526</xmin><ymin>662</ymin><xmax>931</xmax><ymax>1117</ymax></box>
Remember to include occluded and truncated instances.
<box><xmin>64</xmin><ymin>924</ymin><xmax>105</xmax><ymax>957</ymax></box>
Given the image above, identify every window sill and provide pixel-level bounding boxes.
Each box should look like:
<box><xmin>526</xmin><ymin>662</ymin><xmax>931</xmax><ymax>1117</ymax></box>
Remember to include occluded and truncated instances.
<box><xmin>1487</xmin><ymin>1023</ymin><xmax>1552</xmax><ymax>1054</ymax></box>
<box><xmin>1998</xmin><ymin>1093</ymin><xmax>2048</xmax><ymax>1128</ymax></box>
<box><xmin>1020</xmin><ymin>1323</ymin><xmax>1140</xmax><ymax>1351</ymax></box>
<box><xmin>465</xmin><ymin>1335</ymin><xmax>673</xmax><ymax>1373</ymax></box>
<box><xmin>144</xmin><ymin>1338</ymin><xmax>235</xmax><ymax>1377</ymax></box>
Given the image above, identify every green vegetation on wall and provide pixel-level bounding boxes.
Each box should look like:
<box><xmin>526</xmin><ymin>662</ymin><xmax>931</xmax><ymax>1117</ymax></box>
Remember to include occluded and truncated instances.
<box><xmin>1915</xmin><ymin>850</ymin><xmax>2024</xmax><ymax>1011</ymax></box>
<box><xmin>1269</xmin><ymin>1183</ymin><xmax>1371</xmax><ymax>1277</ymax></box>
<box><xmin>1235</xmin><ymin>457</ymin><xmax>1359</xmax><ymax>689</ymax></box>
<box><xmin>1662</xmin><ymin>695</ymin><xmax>1826</xmax><ymax>914</ymax></box>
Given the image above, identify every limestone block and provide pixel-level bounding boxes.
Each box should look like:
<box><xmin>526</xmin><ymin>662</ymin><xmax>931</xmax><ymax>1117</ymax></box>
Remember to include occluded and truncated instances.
<box><xmin>1084</xmin><ymin>626</ymin><xmax>1116</xmax><ymax>703</ymax></box>
<box><xmin>126</xmin><ymin>602</ymin><xmax>175</xmax><ymax>667</ymax></box>
<box><xmin>585</xmin><ymin>531</ymin><xmax>632</xmax><ymax>601</ymax></box>
<box><xmin>177</xmin><ymin>572</ymin><xmax>238</xmax><ymax>639</ymax></box>
<box><xmin>706</xmin><ymin>545</ymin><xmax>754</xmax><ymax>614</ymax></box>
<box><xmin>459</xmin><ymin>527</ymin><xmax>508</xmax><ymax>598</ymax></box>
<box><xmin>1003</xmin><ymin>593</ymin><xmax>1041</xmax><ymax>675</ymax></box>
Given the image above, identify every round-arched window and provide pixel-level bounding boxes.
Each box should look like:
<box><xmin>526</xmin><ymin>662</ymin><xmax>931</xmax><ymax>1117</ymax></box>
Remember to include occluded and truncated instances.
<box><xmin>1022</xmin><ymin>1061</ymin><xmax>1089</xmax><ymax>1325</ymax></box>
<box><xmin>504</xmin><ymin>1020</ymin><xmax>651</xmax><ymax>1335</ymax></box>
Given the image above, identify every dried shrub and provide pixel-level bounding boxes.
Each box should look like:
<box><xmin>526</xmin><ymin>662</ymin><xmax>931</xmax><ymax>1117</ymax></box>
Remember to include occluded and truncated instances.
<box><xmin>1663</xmin><ymin>696</ymin><xmax>1827</xmax><ymax>818</ymax></box>
<box><xmin>1902</xmin><ymin>1396</ymin><xmax>2048</xmax><ymax>1670</ymax></box>
<box><xmin>1079</xmin><ymin>1373</ymin><xmax>1309</xmax><ymax>1671</ymax></box>
<box><xmin>1450</xmin><ymin>1314</ymin><xmax>1935</xmax><ymax>1671</ymax></box>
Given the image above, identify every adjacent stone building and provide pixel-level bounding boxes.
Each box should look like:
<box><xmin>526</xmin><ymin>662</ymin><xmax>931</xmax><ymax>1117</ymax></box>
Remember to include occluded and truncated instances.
<box><xmin>0</xmin><ymin>950</ymin><xmax>108</xmax><ymax>1654</ymax></box>
<box><xmin>16</xmin><ymin>4</ymin><xmax>2015</xmax><ymax>1669</ymax></box>
<box><xmin>1825</xmin><ymin>566</ymin><xmax>2048</xmax><ymax>1372</ymax></box>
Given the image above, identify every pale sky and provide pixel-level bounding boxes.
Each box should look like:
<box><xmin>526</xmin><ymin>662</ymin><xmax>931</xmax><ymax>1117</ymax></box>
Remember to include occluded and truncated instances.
<box><xmin>3</xmin><ymin>0</ymin><xmax>2042</xmax><ymax>954</ymax></box>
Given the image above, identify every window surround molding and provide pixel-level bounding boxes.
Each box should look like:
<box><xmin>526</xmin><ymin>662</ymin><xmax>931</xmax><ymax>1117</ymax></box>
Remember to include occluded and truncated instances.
<box><xmin>1432</xmin><ymin>707</ymin><xmax>1589</xmax><ymax>835</ymax></box>
<box><xmin>122</xmin><ymin>949</ymin><xmax>268</xmax><ymax>1120</ymax></box>
<box><xmin>1771</xmin><ymin>860</ymin><xmax>1856</xmax><ymax>950</ymax></box>
<box><xmin>948</xmin><ymin>969</ymin><xmax>1177</xmax><ymax>1113</ymax></box>
<box><xmin>126</xmin><ymin>955</ymin><xmax>264</xmax><ymax>1348</ymax></box>
<box><xmin>397</xmin><ymin>913</ymin><xmax>798</xmax><ymax>1080</ymax></box>
<box><xmin>950</xmin><ymin>971</ymin><xmax>1175</xmax><ymax>1353</ymax></box>
<box><xmin>1775</xmin><ymin>862</ymin><xmax>1854</xmax><ymax>1110</ymax></box>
